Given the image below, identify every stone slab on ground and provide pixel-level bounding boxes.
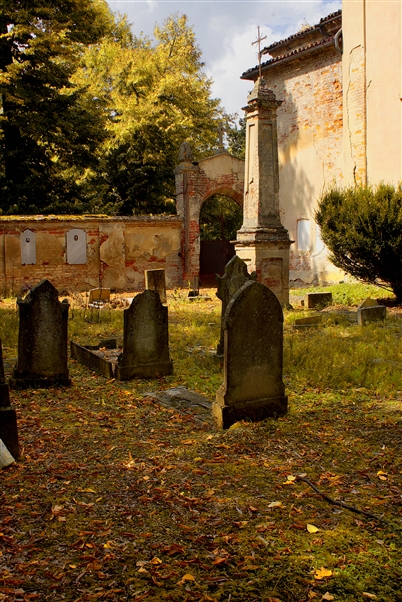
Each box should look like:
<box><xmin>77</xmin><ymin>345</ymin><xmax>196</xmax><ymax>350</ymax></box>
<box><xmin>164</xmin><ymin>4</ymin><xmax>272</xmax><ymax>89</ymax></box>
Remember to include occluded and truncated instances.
<box><xmin>145</xmin><ymin>386</ymin><xmax>213</xmax><ymax>424</ymax></box>
<box><xmin>357</xmin><ymin>305</ymin><xmax>386</xmax><ymax>326</ymax></box>
<box><xmin>70</xmin><ymin>341</ymin><xmax>116</xmax><ymax>378</ymax></box>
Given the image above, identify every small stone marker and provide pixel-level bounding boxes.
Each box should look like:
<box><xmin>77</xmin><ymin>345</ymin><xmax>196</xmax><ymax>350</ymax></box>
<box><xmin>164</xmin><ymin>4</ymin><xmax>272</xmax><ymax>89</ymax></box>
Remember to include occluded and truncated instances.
<box><xmin>357</xmin><ymin>305</ymin><xmax>386</xmax><ymax>326</ymax></box>
<box><xmin>305</xmin><ymin>291</ymin><xmax>332</xmax><ymax>309</ymax></box>
<box><xmin>10</xmin><ymin>279</ymin><xmax>71</xmax><ymax>389</ymax></box>
<box><xmin>294</xmin><ymin>315</ymin><xmax>322</xmax><ymax>329</ymax></box>
<box><xmin>0</xmin><ymin>340</ymin><xmax>20</xmax><ymax>460</ymax></box>
<box><xmin>115</xmin><ymin>290</ymin><xmax>173</xmax><ymax>380</ymax></box>
<box><xmin>145</xmin><ymin>269</ymin><xmax>167</xmax><ymax>304</ymax></box>
<box><xmin>216</xmin><ymin>255</ymin><xmax>256</xmax><ymax>355</ymax></box>
<box><xmin>212</xmin><ymin>280</ymin><xmax>287</xmax><ymax>429</ymax></box>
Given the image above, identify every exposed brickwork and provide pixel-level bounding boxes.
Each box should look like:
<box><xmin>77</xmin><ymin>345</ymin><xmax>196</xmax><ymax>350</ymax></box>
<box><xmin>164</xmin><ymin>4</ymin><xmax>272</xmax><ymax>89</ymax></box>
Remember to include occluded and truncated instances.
<box><xmin>0</xmin><ymin>216</ymin><xmax>183</xmax><ymax>295</ymax></box>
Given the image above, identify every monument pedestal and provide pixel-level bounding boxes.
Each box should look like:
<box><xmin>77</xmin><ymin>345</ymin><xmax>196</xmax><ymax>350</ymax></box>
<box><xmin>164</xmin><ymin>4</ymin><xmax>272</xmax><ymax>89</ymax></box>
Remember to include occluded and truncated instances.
<box><xmin>235</xmin><ymin>226</ymin><xmax>292</xmax><ymax>307</ymax></box>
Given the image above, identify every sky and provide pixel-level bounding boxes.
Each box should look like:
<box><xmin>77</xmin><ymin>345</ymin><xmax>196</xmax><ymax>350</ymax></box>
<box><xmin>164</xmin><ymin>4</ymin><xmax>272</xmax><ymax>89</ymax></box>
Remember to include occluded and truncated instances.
<box><xmin>105</xmin><ymin>0</ymin><xmax>342</xmax><ymax>116</ymax></box>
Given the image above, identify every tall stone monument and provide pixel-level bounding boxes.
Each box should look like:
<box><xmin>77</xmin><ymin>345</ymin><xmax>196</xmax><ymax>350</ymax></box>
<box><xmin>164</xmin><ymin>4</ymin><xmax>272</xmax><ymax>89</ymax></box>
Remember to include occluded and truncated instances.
<box><xmin>235</xmin><ymin>77</ymin><xmax>292</xmax><ymax>306</ymax></box>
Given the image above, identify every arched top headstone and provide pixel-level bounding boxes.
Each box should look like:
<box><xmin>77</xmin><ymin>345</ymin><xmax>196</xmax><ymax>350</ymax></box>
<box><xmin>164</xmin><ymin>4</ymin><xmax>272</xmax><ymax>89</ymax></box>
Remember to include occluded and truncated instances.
<box><xmin>12</xmin><ymin>279</ymin><xmax>70</xmax><ymax>389</ymax></box>
<box><xmin>116</xmin><ymin>289</ymin><xmax>172</xmax><ymax>380</ymax></box>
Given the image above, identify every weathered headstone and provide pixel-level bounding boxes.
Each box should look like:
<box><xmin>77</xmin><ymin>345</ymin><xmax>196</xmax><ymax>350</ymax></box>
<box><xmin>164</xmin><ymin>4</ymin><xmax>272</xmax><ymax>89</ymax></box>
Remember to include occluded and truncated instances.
<box><xmin>212</xmin><ymin>280</ymin><xmax>288</xmax><ymax>429</ymax></box>
<box><xmin>115</xmin><ymin>290</ymin><xmax>173</xmax><ymax>380</ymax></box>
<box><xmin>145</xmin><ymin>269</ymin><xmax>167</xmax><ymax>303</ymax></box>
<box><xmin>216</xmin><ymin>255</ymin><xmax>256</xmax><ymax>355</ymax></box>
<box><xmin>305</xmin><ymin>291</ymin><xmax>332</xmax><ymax>309</ymax></box>
<box><xmin>0</xmin><ymin>340</ymin><xmax>20</xmax><ymax>460</ymax></box>
<box><xmin>10</xmin><ymin>279</ymin><xmax>71</xmax><ymax>389</ymax></box>
<box><xmin>357</xmin><ymin>304</ymin><xmax>386</xmax><ymax>326</ymax></box>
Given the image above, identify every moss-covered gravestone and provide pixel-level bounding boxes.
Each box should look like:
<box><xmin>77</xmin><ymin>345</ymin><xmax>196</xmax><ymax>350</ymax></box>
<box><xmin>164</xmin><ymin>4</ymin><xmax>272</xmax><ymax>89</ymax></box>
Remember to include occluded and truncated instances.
<box><xmin>216</xmin><ymin>255</ymin><xmax>256</xmax><ymax>356</ymax></box>
<box><xmin>10</xmin><ymin>280</ymin><xmax>71</xmax><ymax>389</ymax></box>
<box><xmin>115</xmin><ymin>290</ymin><xmax>173</xmax><ymax>380</ymax></box>
<box><xmin>0</xmin><ymin>340</ymin><xmax>20</xmax><ymax>460</ymax></box>
<box><xmin>212</xmin><ymin>280</ymin><xmax>287</xmax><ymax>428</ymax></box>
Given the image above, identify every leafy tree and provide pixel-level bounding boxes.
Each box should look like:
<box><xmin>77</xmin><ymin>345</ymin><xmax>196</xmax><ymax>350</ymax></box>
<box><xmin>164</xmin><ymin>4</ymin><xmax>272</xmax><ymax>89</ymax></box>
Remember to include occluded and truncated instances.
<box><xmin>226</xmin><ymin>116</ymin><xmax>246</xmax><ymax>160</ymax></box>
<box><xmin>200</xmin><ymin>195</ymin><xmax>242</xmax><ymax>241</ymax></box>
<box><xmin>315</xmin><ymin>183</ymin><xmax>402</xmax><ymax>302</ymax></box>
<box><xmin>75</xmin><ymin>13</ymin><xmax>224</xmax><ymax>215</ymax></box>
<box><xmin>0</xmin><ymin>0</ymin><xmax>119</xmax><ymax>214</ymax></box>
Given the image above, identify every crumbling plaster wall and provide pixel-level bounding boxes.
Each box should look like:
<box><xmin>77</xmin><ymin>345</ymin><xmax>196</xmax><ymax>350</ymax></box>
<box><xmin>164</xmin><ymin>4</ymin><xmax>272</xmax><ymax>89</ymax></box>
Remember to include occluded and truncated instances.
<box><xmin>261</xmin><ymin>44</ymin><xmax>344</xmax><ymax>284</ymax></box>
<box><xmin>0</xmin><ymin>216</ymin><xmax>182</xmax><ymax>294</ymax></box>
<box><xmin>342</xmin><ymin>0</ymin><xmax>402</xmax><ymax>186</ymax></box>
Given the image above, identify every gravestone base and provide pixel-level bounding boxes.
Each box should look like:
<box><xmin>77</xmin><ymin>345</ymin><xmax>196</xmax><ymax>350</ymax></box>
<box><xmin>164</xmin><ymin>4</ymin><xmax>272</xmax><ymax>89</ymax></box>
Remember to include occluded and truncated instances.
<box><xmin>213</xmin><ymin>391</ymin><xmax>288</xmax><ymax>429</ymax></box>
<box><xmin>115</xmin><ymin>359</ymin><xmax>173</xmax><ymax>381</ymax></box>
<box><xmin>0</xmin><ymin>406</ymin><xmax>20</xmax><ymax>460</ymax></box>
<box><xmin>10</xmin><ymin>375</ymin><xmax>71</xmax><ymax>390</ymax></box>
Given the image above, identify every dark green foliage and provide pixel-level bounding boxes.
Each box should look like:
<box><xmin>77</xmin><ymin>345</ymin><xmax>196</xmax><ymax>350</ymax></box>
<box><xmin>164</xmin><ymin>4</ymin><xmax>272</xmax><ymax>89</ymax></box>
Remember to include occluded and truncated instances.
<box><xmin>315</xmin><ymin>183</ymin><xmax>402</xmax><ymax>302</ymax></box>
<box><xmin>200</xmin><ymin>195</ymin><xmax>243</xmax><ymax>241</ymax></box>
<box><xmin>0</xmin><ymin>0</ymin><xmax>120</xmax><ymax>214</ymax></box>
<box><xmin>226</xmin><ymin>116</ymin><xmax>246</xmax><ymax>160</ymax></box>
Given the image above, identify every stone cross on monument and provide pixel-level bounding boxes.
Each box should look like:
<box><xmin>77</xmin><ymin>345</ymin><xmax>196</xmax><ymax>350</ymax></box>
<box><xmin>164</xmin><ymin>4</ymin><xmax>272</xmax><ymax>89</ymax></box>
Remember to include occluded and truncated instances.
<box><xmin>252</xmin><ymin>26</ymin><xmax>267</xmax><ymax>79</ymax></box>
<box><xmin>234</xmin><ymin>52</ymin><xmax>292</xmax><ymax>306</ymax></box>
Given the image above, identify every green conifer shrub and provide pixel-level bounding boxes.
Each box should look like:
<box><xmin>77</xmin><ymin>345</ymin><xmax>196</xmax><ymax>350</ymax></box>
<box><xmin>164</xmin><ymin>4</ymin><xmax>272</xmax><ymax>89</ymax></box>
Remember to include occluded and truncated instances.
<box><xmin>315</xmin><ymin>183</ymin><xmax>402</xmax><ymax>303</ymax></box>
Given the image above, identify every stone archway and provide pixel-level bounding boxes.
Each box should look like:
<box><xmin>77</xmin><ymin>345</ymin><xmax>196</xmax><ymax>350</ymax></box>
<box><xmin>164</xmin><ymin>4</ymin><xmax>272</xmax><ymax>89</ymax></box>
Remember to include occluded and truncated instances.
<box><xmin>175</xmin><ymin>147</ymin><xmax>245</xmax><ymax>286</ymax></box>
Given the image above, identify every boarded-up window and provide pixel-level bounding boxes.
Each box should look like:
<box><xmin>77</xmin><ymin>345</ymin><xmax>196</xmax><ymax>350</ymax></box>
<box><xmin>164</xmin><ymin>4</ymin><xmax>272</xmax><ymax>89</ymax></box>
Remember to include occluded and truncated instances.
<box><xmin>297</xmin><ymin>219</ymin><xmax>310</xmax><ymax>251</ymax></box>
<box><xmin>20</xmin><ymin>230</ymin><xmax>36</xmax><ymax>265</ymax></box>
<box><xmin>66</xmin><ymin>229</ymin><xmax>86</xmax><ymax>264</ymax></box>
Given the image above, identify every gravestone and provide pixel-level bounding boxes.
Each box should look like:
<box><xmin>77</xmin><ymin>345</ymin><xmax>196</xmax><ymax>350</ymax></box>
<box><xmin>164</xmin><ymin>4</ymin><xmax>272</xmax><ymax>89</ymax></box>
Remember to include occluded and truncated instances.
<box><xmin>357</xmin><ymin>304</ymin><xmax>386</xmax><ymax>326</ymax></box>
<box><xmin>145</xmin><ymin>269</ymin><xmax>167</xmax><ymax>303</ymax></box>
<box><xmin>10</xmin><ymin>279</ymin><xmax>71</xmax><ymax>389</ymax></box>
<box><xmin>0</xmin><ymin>340</ymin><xmax>20</xmax><ymax>460</ymax></box>
<box><xmin>216</xmin><ymin>255</ymin><xmax>256</xmax><ymax>355</ymax></box>
<box><xmin>212</xmin><ymin>280</ymin><xmax>287</xmax><ymax>429</ymax></box>
<box><xmin>306</xmin><ymin>291</ymin><xmax>332</xmax><ymax>309</ymax></box>
<box><xmin>115</xmin><ymin>290</ymin><xmax>173</xmax><ymax>380</ymax></box>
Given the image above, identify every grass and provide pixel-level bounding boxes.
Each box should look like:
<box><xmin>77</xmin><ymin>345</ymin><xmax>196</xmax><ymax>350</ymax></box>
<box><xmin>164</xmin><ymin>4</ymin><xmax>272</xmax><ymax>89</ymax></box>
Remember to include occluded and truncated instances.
<box><xmin>0</xmin><ymin>284</ymin><xmax>402</xmax><ymax>601</ymax></box>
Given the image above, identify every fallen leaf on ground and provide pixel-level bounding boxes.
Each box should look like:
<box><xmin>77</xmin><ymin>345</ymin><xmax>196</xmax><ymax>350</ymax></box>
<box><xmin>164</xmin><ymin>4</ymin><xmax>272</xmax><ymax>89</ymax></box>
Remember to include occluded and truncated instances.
<box><xmin>314</xmin><ymin>567</ymin><xmax>333</xmax><ymax>580</ymax></box>
<box><xmin>322</xmin><ymin>593</ymin><xmax>335</xmax><ymax>601</ymax></box>
<box><xmin>307</xmin><ymin>524</ymin><xmax>319</xmax><ymax>533</ymax></box>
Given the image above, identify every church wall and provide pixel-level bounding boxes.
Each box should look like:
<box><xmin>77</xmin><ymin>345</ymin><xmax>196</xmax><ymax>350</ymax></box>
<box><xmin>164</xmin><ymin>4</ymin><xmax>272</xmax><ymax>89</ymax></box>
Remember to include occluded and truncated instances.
<box><xmin>261</xmin><ymin>45</ymin><xmax>344</xmax><ymax>285</ymax></box>
<box><xmin>0</xmin><ymin>216</ymin><xmax>182</xmax><ymax>295</ymax></box>
<box><xmin>343</xmin><ymin>0</ymin><xmax>402</xmax><ymax>186</ymax></box>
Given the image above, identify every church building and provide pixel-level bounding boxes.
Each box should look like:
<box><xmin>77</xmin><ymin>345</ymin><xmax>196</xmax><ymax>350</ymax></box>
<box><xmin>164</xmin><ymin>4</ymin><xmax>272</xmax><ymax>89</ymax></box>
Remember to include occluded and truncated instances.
<box><xmin>241</xmin><ymin>1</ymin><xmax>402</xmax><ymax>285</ymax></box>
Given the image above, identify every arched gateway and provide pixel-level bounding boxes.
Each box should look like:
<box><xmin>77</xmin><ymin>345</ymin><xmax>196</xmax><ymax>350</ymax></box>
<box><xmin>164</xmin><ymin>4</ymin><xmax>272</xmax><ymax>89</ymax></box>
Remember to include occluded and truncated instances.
<box><xmin>175</xmin><ymin>144</ymin><xmax>245</xmax><ymax>286</ymax></box>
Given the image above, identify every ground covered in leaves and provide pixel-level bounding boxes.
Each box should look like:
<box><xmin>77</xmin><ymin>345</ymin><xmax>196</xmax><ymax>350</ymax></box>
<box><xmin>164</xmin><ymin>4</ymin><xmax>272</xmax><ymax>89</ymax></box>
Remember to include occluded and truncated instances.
<box><xmin>1</xmin><ymin>288</ymin><xmax>402</xmax><ymax>601</ymax></box>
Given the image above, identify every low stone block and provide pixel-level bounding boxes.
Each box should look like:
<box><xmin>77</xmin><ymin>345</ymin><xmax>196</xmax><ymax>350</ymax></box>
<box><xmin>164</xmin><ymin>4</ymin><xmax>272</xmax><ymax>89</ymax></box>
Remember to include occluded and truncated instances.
<box><xmin>357</xmin><ymin>305</ymin><xmax>386</xmax><ymax>326</ymax></box>
<box><xmin>70</xmin><ymin>341</ymin><xmax>115</xmax><ymax>379</ymax></box>
<box><xmin>294</xmin><ymin>315</ymin><xmax>322</xmax><ymax>328</ymax></box>
<box><xmin>305</xmin><ymin>292</ymin><xmax>332</xmax><ymax>309</ymax></box>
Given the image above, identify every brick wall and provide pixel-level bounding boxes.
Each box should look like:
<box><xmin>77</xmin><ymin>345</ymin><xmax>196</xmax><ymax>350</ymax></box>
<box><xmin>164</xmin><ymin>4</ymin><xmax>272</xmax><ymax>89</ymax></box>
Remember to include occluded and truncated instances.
<box><xmin>0</xmin><ymin>215</ymin><xmax>183</xmax><ymax>295</ymax></box>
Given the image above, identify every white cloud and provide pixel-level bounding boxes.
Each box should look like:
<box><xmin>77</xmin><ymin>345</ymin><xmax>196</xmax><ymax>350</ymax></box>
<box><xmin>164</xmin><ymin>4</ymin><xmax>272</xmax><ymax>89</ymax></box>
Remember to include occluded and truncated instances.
<box><xmin>106</xmin><ymin>1</ymin><xmax>342</xmax><ymax>113</ymax></box>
